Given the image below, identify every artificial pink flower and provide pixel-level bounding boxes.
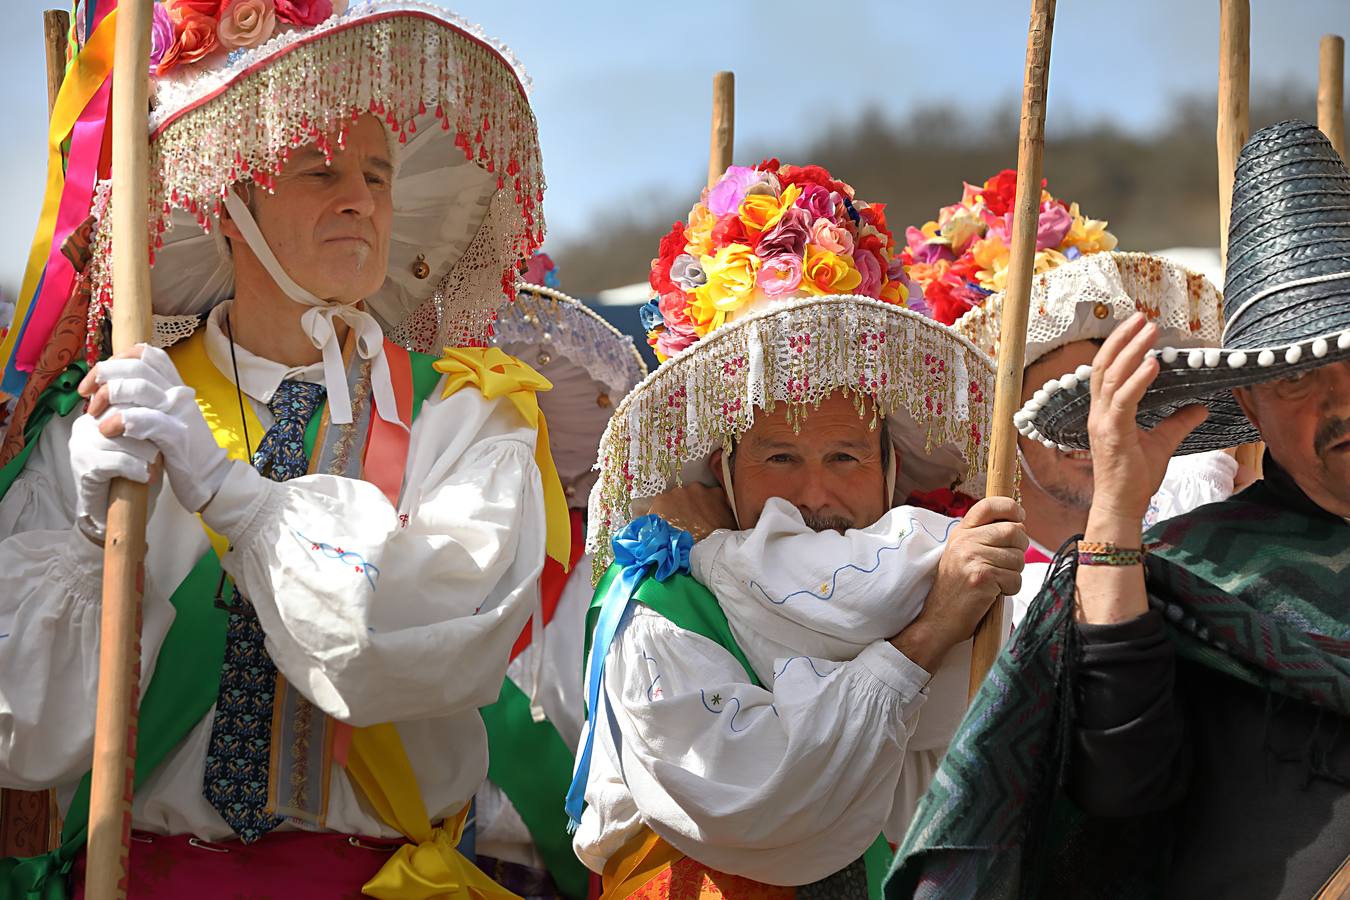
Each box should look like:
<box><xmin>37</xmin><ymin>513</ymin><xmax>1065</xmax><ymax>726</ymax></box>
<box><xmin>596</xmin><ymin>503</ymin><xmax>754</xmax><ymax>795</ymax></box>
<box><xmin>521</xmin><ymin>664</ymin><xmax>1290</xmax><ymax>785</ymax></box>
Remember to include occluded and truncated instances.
<box><xmin>809</xmin><ymin>218</ymin><xmax>854</xmax><ymax>256</ymax></box>
<box><xmin>157</xmin><ymin>10</ymin><xmax>218</xmax><ymax>74</ymax></box>
<box><xmin>756</xmin><ymin>206</ymin><xmax>810</xmax><ymax>260</ymax></box>
<box><xmin>853</xmin><ymin>247</ymin><xmax>883</xmax><ymax>299</ymax></box>
<box><xmin>218</xmin><ymin>0</ymin><xmax>276</xmax><ymax>49</ymax></box>
<box><xmin>274</xmin><ymin>0</ymin><xmax>332</xmax><ymax>25</ymax></box>
<box><xmin>1035</xmin><ymin>201</ymin><xmax>1074</xmax><ymax>250</ymax></box>
<box><xmin>795</xmin><ymin>184</ymin><xmax>835</xmax><ymax>221</ymax></box>
<box><xmin>755</xmin><ymin>255</ymin><xmax>804</xmax><ymax>297</ymax></box>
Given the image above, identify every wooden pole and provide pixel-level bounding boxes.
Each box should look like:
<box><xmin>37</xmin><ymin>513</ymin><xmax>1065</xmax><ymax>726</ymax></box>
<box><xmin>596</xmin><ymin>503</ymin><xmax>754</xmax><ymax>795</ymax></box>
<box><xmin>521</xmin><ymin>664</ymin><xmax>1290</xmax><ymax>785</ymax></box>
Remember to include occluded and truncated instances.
<box><xmin>1320</xmin><ymin>35</ymin><xmax>1346</xmax><ymax>160</ymax></box>
<box><xmin>968</xmin><ymin>0</ymin><xmax>1057</xmax><ymax>701</ymax></box>
<box><xmin>43</xmin><ymin>9</ymin><xmax>70</xmax><ymax>117</ymax></box>
<box><xmin>1216</xmin><ymin>1</ymin><xmax>1263</xmax><ymax>476</ymax></box>
<box><xmin>1217</xmin><ymin>0</ymin><xmax>1249</xmax><ymax>267</ymax></box>
<box><xmin>86</xmin><ymin>2</ymin><xmax>154</xmax><ymax>897</ymax></box>
<box><xmin>707</xmin><ymin>72</ymin><xmax>734</xmax><ymax>189</ymax></box>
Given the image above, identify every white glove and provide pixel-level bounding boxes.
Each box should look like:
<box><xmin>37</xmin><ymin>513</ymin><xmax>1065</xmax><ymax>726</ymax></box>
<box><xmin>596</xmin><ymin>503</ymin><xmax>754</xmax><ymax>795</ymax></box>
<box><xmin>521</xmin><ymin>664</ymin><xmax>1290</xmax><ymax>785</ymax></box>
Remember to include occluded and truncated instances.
<box><xmin>69</xmin><ymin>411</ymin><xmax>160</xmax><ymax>541</ymax></box>
<box><xmin>93</xmin><ymin>345</ymin><xmax>235</xmax><ymax>513</ymax></box>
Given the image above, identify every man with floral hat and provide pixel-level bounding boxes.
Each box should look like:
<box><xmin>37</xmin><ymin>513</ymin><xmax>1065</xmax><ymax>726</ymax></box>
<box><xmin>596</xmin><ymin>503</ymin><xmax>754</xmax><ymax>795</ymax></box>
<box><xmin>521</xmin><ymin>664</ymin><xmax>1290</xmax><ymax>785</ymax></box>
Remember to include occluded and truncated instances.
<box><xmin>887</xmin><ymin>121</ymin><xmax>1350</xmax><ymax>899</ymax></box>
<box><xmin>567</xmin><ymin>161</ymin><xmax>1028</xmax><ymax>898</ymax></box>
<box><xmin>952</xmin><ymin>250</ymin><xmax>1241</xmax><ymax>621</ymax></box>
<box><xmin>0</xmin><ymin>5</ymin><xmax>562</xmax><ymax>897</ymax></box>
<box><xmin>471</xmin><ymin>263</ymin><xmax>647</xmax><ymax>900</ymax></box>
<box><xmin>906</xmin><ymin>176</ymin><xmax>1239</xmax><ymax>622</ymax></box>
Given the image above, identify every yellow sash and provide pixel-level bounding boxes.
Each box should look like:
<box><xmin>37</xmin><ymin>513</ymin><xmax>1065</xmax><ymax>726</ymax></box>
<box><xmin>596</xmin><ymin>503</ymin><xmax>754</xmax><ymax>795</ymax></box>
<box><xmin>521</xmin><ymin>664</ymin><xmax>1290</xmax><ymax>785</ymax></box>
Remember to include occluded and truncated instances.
<box><xmin>170</xmin><ymin>331</ymin><xmax>517</xmax><ymax>899</ymax></box>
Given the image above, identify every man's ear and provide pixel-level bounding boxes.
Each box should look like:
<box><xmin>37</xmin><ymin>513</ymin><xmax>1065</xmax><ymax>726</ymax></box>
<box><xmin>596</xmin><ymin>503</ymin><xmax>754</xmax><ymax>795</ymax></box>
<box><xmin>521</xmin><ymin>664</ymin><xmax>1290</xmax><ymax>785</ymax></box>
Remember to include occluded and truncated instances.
<box><xmin>1232</xmin><ymin>386</ymin><xmax>1263</xmax><ymax>438</ymax></box>
<box><xmin>709</xmin><ymin>447</ymin><xmax>726</xmax><ymax>490</ymax></box>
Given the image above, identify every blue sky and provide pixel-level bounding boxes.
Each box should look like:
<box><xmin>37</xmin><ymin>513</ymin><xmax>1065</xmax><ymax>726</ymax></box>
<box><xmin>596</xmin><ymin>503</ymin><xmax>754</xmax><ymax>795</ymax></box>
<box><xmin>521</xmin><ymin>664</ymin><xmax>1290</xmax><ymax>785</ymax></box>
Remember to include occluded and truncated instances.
<box><xmin>0</xmin><ymin>0</ymin><xmax>1345</xmax><ymax>295</ymax></box>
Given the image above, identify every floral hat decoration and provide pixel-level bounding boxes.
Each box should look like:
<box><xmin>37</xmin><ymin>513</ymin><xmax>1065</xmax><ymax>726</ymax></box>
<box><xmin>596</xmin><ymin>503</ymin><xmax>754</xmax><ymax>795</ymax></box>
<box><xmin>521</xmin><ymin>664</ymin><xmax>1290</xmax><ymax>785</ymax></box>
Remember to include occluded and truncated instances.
<box><xmin>903</xmin><ymin>169</ymin><xmax>1119</xmax><ymax>326</ymax></box>
<box><xmin>588</xmin><ymin>162</ymin><xmax>997</xmax><ymax>577</ymax></box>
<box><xmin>640</xmin><ymin>160</ymin><xmax>916</xmax><ymax>361</ymax></box>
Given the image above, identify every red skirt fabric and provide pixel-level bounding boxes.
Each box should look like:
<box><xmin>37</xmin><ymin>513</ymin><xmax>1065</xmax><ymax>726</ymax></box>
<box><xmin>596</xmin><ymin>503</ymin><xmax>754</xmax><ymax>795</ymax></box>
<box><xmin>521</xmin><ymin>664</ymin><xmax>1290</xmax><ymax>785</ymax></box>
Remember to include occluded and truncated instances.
<box><xmin>71</xmin><ymin>830</ymin><xmax>404</xmax><ymax>899</ymax></box>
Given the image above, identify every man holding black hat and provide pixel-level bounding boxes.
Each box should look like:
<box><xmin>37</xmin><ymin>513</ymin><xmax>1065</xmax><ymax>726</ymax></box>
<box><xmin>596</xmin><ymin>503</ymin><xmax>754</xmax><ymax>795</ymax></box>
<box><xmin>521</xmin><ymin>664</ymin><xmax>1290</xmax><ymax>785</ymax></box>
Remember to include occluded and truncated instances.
<box><xmin>886</xmin><ymin>120</ymin><xmax>1350</xmax><ymax>899</ymax></box>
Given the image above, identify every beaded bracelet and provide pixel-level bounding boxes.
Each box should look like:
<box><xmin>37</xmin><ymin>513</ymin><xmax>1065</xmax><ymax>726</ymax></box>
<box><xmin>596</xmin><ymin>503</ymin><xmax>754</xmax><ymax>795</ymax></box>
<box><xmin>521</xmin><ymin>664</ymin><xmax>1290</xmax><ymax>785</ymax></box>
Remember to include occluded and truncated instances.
<box><xmin>1077</xmin><ymin>541</ymin><xmax>1145</xmax><ymax>567</ymax></box>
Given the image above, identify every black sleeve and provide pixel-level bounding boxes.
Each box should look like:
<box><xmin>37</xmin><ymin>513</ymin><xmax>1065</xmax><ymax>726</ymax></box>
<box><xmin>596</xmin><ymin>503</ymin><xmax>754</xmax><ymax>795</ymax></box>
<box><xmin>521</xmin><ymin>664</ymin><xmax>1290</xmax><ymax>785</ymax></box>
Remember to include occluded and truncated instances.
<box><xmin>1068</xmin><ymin>608</ymin><xmax>1191</xmax><ymax>816</ymax></box>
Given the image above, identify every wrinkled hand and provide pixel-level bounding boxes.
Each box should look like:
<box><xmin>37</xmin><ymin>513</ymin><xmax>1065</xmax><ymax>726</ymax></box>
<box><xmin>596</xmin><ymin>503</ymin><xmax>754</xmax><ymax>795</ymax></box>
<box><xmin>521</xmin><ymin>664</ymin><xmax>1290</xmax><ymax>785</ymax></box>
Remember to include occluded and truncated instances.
<box><xmin>646</xmin><ymin>483</ymin><xmax>737</xmax><ymax>541</ymax></box>
<box><xmin>79</xmin><ymin>344</ymin><xmax>233</xmax><ymax>513</ymax></box>
<box><xmin>893</xmin><ymin>497</ymin><xmax>1027</xmax><ymax>671</ymax></box>
<box><xmin>1087</xmin><ymin>313</ymin><xmax>1209</xmax><ymax>526</ymax></box>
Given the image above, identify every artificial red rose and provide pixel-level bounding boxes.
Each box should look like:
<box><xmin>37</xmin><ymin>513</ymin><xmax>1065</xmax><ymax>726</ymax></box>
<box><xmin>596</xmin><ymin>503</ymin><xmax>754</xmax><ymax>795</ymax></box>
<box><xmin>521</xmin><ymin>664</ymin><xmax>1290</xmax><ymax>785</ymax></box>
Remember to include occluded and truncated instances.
<box><xmin>157</xmin><ymin>10</ymin><xmax>219</xmax><ymax>74</ymax></box>
<box><xmin>274</xmin><ymin>0</ymin><xmax>333</xmax><ymax>25</ymax></box>
<box><xmin>980</xmin><ymin>169</ymin><xmax>1052</xmax><ymax>217</ymax></box>
<box><xmin>905</xmin><ymin>487</ymin><xmax>978</xmax><ymax>518</ymax></box>
<box><xmin>649</xmin><ymin>221</ymin><xmax>687</xmax><ymax>295</ymax></box>
<box><xmin>165</xmin><ymin>0</ymin><xmax>224</xmax><ymax>20</ymax></box>
<box><xmin>923</xmin><ymin>280</ymin><xmax>971</xmax><ymax>326</ymax></box>
<box><xmin>777</xmin><ymin>164</ymin><xmax>853</xmax><ymax>198</ymax></box>
<box><xmin>711</xmin><ymin>213</ymin><xmax>748</xmax><ymax>247</ymax></box>
<box><xmin>859</xmin><ymin>201</ymin><xmax>888</xmax><ymax>234</ymax></box>
<box><xmin>757</xmin><ymin>157</ymin><xmax>782</xmax><ymax>174</ymax></box>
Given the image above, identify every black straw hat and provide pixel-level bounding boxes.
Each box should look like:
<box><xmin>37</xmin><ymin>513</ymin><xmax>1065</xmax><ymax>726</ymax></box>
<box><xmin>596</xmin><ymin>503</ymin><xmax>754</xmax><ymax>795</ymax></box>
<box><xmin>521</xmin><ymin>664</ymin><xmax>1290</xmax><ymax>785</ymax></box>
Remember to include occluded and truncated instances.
<box><xmin>1016</xmin><ymin>120</ymin><xmax>1350</xmax><ymax>453</ymax></box>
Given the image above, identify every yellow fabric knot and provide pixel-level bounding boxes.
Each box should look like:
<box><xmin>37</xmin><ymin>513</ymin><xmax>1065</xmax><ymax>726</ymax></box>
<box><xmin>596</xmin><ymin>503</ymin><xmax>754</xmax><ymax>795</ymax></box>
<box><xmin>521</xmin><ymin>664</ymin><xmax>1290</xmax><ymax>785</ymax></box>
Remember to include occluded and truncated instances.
<box><xmin>433</xmin><ymin>346</ymin><xmax>571</xmax><ymax>570</ymax></box>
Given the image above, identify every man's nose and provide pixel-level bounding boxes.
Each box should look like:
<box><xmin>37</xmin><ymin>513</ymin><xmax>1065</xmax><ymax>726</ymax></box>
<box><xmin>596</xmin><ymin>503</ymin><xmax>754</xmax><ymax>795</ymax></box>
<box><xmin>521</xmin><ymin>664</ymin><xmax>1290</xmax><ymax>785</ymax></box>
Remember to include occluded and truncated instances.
<box><xmin>794</xmin><ymin>468</ymin><xmax>833</xmax><ymax>515</ymax></box>
<box><xmin>335</xmin><ymin>170</ymin><xmax>376</xmax><ymax>217</ymax></box>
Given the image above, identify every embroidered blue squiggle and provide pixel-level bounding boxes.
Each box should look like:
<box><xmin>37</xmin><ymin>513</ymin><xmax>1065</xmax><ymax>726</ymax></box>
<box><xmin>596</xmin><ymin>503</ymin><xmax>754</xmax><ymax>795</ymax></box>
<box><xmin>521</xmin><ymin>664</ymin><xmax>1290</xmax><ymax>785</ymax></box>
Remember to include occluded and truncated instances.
<box><xmin>748</xmin><ymin>515</ymin><xmax>958</xmax><ymax>606</ymax></box>
<box><xmin>773</xmin><ymin>656</ymin><xmax>839</xmax><ymax>680</ymax></box>
<box><xmin>642</xmin><ymin>651</ymin><xmax>662</xmax><ymax>701</ymax></box>
<box><xmin>700</xmin><ymin>690</ymin><xmax>778</xmax><ymax>732</ymax></box>
<box><xmin>292</xmin><ymin>529</ymin><xmax>380</xmax><ymax>589</ymax></box>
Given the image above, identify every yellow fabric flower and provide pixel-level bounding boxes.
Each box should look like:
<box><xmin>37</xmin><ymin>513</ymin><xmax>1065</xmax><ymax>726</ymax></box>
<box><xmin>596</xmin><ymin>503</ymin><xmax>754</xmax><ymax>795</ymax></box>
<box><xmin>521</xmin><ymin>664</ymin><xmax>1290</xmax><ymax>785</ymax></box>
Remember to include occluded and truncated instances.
<box><xmin>971</xmin><ymin>236</ymin><xmax>1010</xmax><ymax>289</ymax></box>
<box><xmin>739</xmin><ymin>183</ymin><xmax>802</xmax><ymax>239</ymax></box>
<box><xmin>684</xmin><ymin>204</ymin><xmax>716</xmax><ymax>259</ymax></box>
<box><xmin>802</xmin><ymin>246</ymin><xmax>862</xmax><ymax>295</ymax></box>
<box><xmin>691</xmin><ymin>243</ymin><xmax>760</xmax><ymax>334</ymax></box>
<box><xmin>938</xmin><ymin>207</ymin><xmax>986</xmax><ymax>253</ymax></box>
<box><xmin>1062</xmin><ymin>202</ymin><xmax>1119</xmax><ymax>255</ymax></box>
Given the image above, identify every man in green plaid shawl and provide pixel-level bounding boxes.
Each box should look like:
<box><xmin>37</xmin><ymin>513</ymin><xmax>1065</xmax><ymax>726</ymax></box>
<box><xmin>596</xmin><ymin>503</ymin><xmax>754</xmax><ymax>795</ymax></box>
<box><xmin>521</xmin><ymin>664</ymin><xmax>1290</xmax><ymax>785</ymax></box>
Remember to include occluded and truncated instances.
<box><xmin>887</xmin><ymin>123</ymin><xmax>1350</xmax><ymax>900</ymax></box>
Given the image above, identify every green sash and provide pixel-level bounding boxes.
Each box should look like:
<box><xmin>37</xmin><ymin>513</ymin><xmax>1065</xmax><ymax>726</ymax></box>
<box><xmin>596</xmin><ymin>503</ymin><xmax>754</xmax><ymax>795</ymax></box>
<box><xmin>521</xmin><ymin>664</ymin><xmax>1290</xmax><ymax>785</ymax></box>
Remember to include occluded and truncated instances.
<box><xmin>0</xmin><ymin>349</ymin><xmax>442</xmax><ymax>899</ymax></box>
<box><xmin>587</xmin><ymin>564</ymin><xmax>891</xmax><ymax>898</ymax></box>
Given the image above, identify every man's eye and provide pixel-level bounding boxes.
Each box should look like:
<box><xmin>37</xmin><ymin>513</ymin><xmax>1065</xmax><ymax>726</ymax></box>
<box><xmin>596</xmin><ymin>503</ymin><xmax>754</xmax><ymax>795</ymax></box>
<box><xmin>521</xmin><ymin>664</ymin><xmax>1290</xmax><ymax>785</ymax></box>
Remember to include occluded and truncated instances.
<box><xmin>767</xmin><ymin>454</ymin><xmax>793</xmax><ymax>463</ymax></box>
<box><xmin>366</xmin><ymin>174</ymin><xmax>390</xmax><ymax>188</ymax></box>
<box><xmin>305</xmin><ymin>170</ymin><xmax>332</xmax><ymax>180</ymax></box>
<box><xmin>833</xmin><ymin>453</ymin><xmax>859</xmax><ymax>463</ymax></box>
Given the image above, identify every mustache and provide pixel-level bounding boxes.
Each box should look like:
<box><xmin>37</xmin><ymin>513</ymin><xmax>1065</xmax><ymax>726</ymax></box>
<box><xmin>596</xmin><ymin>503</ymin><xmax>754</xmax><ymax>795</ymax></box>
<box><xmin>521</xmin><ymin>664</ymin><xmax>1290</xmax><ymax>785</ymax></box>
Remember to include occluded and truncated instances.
<box><xmin>800</xmin><ymin>512</ymin><xmax>855</xmax><ymax>534</ymax></box>
<box><xmin>1313</xmin><ymin>417</ymin><xmax>1350</xmax><ymax>457</ymax></box>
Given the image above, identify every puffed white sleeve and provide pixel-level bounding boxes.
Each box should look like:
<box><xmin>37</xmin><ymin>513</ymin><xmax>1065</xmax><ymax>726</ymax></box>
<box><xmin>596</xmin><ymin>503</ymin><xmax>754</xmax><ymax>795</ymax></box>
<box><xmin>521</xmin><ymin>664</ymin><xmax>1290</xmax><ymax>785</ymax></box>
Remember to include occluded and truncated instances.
<box><xmin>200</xmin><ymin>384</ymin><xmax>547</xmax><ymax>727</ymax></box>
<box><xmin>0</xmin><ymin>412</ymin><xmax>179</xmax><ymax>788</ymax></box>
<box><xmin>1143</xmin><ymin>449</ymin><xmax>1238</xmax><ymax>529</ymax></box>
<box><xmin>589</xmin><ymin>606</ymin><xmax>927</xmax><ymax>885</ymax></box>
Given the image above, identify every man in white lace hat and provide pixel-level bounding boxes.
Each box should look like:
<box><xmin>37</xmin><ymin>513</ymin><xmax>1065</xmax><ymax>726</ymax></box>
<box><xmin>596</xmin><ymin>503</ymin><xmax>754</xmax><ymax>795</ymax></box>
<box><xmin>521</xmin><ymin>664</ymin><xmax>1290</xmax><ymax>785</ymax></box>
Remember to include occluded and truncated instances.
<box><xmin>567</xmin><ymin>160</ymin><xmax>1027</xmax><ymax>898</ymax></box>
<box><xmin>0</xmin><ymin>5</ymin><xmax>564</xmax><ymax>896</ymax></box>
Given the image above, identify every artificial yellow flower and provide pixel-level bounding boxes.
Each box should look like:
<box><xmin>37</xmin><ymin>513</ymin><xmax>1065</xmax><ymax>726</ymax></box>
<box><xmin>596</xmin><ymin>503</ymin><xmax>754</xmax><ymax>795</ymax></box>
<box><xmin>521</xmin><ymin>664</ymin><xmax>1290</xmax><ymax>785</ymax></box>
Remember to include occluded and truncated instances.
<box><xmin>1061</xmin><ymin>203</ymin><xmax>1119</xmax><ymax>255</ymax></box>
<box><xmin>970</xmin><ymin>236</ymin><xmax>1010</xmax><ymax>289</ymax></box>
<box><xmin>739</xmin><ymin>183</ymin><xmax>802</xmax><ymax>239</ymax></box>
<box><xmin>691</xmin><ymin>243</ymin><xmax>760</xmax><ymax>334</ymax></box>
<box><xmin>801</xmin><ymin>246</ymin><xmax>862</xmax><ymax>295</ymax></box>
<box><xmin>685</xmin><ymin>204</ymin><xmax>717</xmax><ymax>259</ymax></box>
<box><xmin>938</xmin><ymin>207</ymin><xmax>986</xmax><ymax>253</ymax></box>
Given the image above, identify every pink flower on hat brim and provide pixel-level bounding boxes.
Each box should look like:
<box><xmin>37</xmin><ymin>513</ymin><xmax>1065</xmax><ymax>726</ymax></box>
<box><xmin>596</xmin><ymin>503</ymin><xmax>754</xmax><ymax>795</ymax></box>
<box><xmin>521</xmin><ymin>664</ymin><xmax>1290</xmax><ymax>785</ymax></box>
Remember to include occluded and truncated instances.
<box><xmin>810</xmin><ymin>219</ymin><xmax>854</xmax><ymax>256</ymax></box>
<box><xmin>218</xmin><ymin>0</ymin><xmax>276</xmax><ymax>49</ymax></box>
<box><xmin>853</xmin><ymin>248</ymin><xmax>883</xmax><ymax>299</ymax></box>
<box><xmin>148</xmin><ymin>3</ymin><xmax>175</xmax><ymax>72</ymax></box>
<box><xmin>707</xmin><ymin>166</ymin><xmax>772</xmax><ymax>217</ymax></box>
<box><xmin>1034</xmin><ymin>202</ymin><xmax>1074</xmax><ymax>250</ymax></box>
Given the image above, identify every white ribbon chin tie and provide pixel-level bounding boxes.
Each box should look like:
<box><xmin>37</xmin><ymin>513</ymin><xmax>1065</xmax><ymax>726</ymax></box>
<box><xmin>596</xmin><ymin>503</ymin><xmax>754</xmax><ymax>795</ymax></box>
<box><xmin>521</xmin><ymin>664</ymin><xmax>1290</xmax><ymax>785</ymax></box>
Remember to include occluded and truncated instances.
<box><xmin>223</xmin><ymin>191</ymin><xmax>403</xmax><ymax>428</ymax></box>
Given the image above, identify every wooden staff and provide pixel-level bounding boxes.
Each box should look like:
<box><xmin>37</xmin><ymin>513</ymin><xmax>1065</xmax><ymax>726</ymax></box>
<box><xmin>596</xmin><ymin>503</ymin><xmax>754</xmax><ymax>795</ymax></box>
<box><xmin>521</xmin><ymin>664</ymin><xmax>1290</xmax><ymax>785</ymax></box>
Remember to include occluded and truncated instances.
<box><xmin>968</xmin><ymin>0</ymin><xmax>1057</xmax><ymax>701</ymax></box>
<box><xmin>707</xmin><ymin>71</ymin><xmax>734</xmax><ymax>188</ymax></box>
<box><xmin>1320</xmin><ymin>35</ymin><xmax>1346</xmax><ymax>160</ymax></box>
<box><xmin>1216</xmin><ymin>1</ymin><xmax>1263</xmax><ymax>475</ymax></box>
<box><xmin>86</xmin><ymin>1</ymin><xmax>154</xmax><ymax>897</ymax></box>
<box><xmin>43</xmin><ymin>9</ymin><xmax>70</xmax><ymax>116</ymax></box>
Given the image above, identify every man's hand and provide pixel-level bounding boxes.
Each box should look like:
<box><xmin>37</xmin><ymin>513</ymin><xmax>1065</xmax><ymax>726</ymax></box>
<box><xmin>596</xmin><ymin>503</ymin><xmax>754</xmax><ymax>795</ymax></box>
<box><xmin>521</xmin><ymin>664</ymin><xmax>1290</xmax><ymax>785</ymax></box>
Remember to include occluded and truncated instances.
<box><xmin>891</xmin><ymin>496</ymin><xmax>1028</xmax><ymax>672</ymax></box>
<box><xmin>1085</xmin><ymin>313</ymin><xmax>1209</xmax><ymax>528</ymax></box>
<box><xmin>1078</xmin><ymin>313</ymin><xmax>1208</xmax><ymax>625</ymax></box>
<box><xmin>79</xmin><ymin>344</ymin><xmax>234</xmax><ymax>513</ymax></box>
<box><xmin>646</xmin><ymin>483</ymin><xmax>737</xmax><ymax>541</ymax></box>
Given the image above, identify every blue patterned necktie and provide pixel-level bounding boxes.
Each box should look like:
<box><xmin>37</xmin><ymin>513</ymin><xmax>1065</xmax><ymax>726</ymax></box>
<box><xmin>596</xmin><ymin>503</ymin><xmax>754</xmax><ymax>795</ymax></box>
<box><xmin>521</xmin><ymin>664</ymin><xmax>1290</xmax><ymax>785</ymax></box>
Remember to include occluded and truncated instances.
<box><xmin>203</xmin><ymin>379</ymin><xmax>326</xmax><ymax>843</ymax></box>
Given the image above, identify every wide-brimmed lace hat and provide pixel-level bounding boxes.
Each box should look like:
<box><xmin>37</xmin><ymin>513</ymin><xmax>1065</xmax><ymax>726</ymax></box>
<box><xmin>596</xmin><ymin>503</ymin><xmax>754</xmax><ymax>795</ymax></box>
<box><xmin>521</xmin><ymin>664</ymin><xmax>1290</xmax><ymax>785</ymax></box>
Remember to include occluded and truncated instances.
<box><xmin>492</xmin><ymin>267</ymin><xmax>647</xmax><ymax>509</ymax></box>
<box><xmin>1018</xmin><ymin>121</ymin><xmax>1350</xmax><ymax>453</ymax></box>
<box><xmin>586</xmin><ymin>161</ymin><xmax>997</xmax><ymax>573</ymax></box>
